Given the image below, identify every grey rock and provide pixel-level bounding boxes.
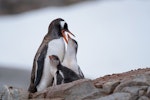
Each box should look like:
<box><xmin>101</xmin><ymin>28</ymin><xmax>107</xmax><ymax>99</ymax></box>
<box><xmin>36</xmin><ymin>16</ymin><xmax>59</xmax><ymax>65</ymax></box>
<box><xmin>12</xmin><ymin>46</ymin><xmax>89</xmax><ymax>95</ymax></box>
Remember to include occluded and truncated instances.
<box><xmin>114</xmin><ymin>80</ymin><xmax>149</xmax><ymax>92</ymax></box>
<box><xmin>138</xmin><ymin>89</ymin><xmax>146</xmax><ymax>96</ymax></box>
<box><xmin>146</xmin><ymin>87</ymin><xmax>150</xmax><ymax>98</ymax></box>
<box><xmin>64</xmin><ymin>79</ymin><xmax>100</xmax><ymax>100</ymax></box>
<box><xmin>32</xmin><ymin>79</ymin><xmax>102</xmax><ymax>100</ymax></box>
<box><xmin>120</xmin><ymin>86</ymin><xmax>147</xmax><ymax>95</ymax></box>
<box><xmin>138</xmin><ymin>96</ymin><xmax>150</xmax><ymax>100</ymax></box>
<box><xmin>133</xmin><ymin>74</ymin><xmax>150</xmax><ymax>85</ymax></box>
<box><xmin>95</xmin><ymin>92</ymin><xmax>132</xmax><ymax>100</ymax></box>
<box><xmin>102</xmin><ymin>80</ymin><xmax>120</xmax><ymax>94</ymax></box>
<box><xmin>1</xmin><ymin>85</ymin><xmax>29</xmax><ymax>100</ymax></box>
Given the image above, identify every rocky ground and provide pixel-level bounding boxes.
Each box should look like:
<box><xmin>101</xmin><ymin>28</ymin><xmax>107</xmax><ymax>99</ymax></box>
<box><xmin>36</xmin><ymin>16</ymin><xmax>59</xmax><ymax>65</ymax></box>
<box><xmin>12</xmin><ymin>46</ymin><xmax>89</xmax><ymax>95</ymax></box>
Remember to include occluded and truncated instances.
<box><xmin>0</xmin><ymin>0</ymin><xmax>89</xmax><ymax>15</ymax></box>
<box><xmin>1</xmin><ymin>68</ymin><xmax>150</xmax><ymax>100</ymax></box>
<box><xmin>94</xmin><ymin>68</ymin><xmax>150</xmax><ymax>87</ymax></box>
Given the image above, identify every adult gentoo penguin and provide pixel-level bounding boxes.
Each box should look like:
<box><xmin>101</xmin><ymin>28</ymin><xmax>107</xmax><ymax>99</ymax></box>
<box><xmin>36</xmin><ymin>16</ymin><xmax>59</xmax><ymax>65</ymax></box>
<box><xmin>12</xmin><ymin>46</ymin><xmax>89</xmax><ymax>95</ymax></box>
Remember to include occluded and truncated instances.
<box><xmin>28</xmin><ymin>18</ymin><xmax>74</xmax><ymax>93</ymax></box>
<box><xmin>62</xmin><ymin>35</ymin><xmax>84</xmax><ymax>78</ymax></box>
<box><xmin>49</xmin><ymin>55</ymin><xmax>80</xmax><ymax>85</ymax></box>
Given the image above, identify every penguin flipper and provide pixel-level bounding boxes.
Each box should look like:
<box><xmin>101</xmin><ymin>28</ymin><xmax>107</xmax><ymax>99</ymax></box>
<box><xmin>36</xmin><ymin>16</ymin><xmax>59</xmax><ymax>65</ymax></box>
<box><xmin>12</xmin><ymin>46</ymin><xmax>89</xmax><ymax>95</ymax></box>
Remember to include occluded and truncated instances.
<box><xmin>78</xmin><ymin>66</ymin><xmax>84</xmax><ymax>78</ymax></box>
<box><xmin>34</xmin><ymin>45</ymin><xmax>48</xmax><ymax>86</ymax></box>
<box><xmin>56</xmin><ymin>70</ymin><xmax>64</xmax><ymax>85</ymax></box>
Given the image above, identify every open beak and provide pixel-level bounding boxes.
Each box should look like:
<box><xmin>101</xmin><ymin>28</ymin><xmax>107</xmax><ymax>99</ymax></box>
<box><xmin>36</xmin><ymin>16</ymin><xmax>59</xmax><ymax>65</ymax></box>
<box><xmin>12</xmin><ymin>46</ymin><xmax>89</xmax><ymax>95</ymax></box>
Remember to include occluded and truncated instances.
<box><xmin>61</xmin><ymin>30</ymin><xmax>75</xmax><ymax>44</ymax></box>
<box><xmin>67</xmin><ymin>34</ymin><xmax>71</xmax><ymax>40</ymax></box>
<box><xmin>65</xmin><ymin>30</ymin><xmax>75</xmax><ymax>37</ymax></box>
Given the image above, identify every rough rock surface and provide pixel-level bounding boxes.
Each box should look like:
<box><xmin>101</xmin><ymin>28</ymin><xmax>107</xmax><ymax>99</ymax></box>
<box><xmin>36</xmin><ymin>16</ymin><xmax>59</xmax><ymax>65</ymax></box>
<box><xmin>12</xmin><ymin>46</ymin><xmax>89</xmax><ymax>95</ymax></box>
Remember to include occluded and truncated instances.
<box><xmin>1</xmin><ymin>68</ymin><xmax>150</xmax><ymax>100</ymax></box>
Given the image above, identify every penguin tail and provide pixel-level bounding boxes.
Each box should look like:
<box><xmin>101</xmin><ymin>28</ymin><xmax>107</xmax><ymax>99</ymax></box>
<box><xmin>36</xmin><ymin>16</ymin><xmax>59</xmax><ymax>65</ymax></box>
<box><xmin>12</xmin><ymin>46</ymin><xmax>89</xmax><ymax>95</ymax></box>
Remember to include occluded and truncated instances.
<box><xmin>28</xmin><ymin>83</ymin><xmax>37</xmax><ymax>93</ymax></box>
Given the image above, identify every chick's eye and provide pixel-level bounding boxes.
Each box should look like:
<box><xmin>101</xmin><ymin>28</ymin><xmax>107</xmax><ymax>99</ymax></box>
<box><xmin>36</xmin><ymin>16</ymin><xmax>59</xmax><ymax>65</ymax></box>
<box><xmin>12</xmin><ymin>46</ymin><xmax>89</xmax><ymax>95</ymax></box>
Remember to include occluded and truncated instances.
<box><xmin>54</xmin><ymin>57</ymin><xmax>59</xmax><ymax>61</ymax></box>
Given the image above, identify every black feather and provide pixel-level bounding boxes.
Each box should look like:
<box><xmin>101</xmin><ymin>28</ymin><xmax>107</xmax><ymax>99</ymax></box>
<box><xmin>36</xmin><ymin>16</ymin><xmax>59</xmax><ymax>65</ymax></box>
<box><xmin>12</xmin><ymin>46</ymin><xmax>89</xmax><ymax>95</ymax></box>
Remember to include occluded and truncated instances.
<box><xmin>56</xmin><ymin>71</ymin><xmax>63</xmax><ymax>85</ymax></box>
<box><xmin>34</xmin><ymin>45</ymin><xmax>48</xmax><ymax>86</ymax></box>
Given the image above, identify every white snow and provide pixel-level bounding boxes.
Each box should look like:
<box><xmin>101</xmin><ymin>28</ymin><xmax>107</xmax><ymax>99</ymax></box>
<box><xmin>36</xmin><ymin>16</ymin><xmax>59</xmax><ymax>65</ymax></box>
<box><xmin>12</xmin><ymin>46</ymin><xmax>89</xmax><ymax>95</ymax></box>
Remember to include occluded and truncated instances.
<box><xmin>0</xmin><ymin>0</ymin><xmax>150</xmax><ymax>79</ymax></box>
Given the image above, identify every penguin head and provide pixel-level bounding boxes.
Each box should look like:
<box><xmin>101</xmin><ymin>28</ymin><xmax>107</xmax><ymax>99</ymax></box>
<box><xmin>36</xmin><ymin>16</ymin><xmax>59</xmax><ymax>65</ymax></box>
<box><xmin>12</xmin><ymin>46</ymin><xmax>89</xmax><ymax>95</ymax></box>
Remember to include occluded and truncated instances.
<box><xmin>49</xmin><ymin>55</ymin><xmax>60</xmax><ymax>67</ymax></box>
<box><xmin>48</xmin><ymin>18</ymin><xmax>75</xmax><ymax>43</ymax></box>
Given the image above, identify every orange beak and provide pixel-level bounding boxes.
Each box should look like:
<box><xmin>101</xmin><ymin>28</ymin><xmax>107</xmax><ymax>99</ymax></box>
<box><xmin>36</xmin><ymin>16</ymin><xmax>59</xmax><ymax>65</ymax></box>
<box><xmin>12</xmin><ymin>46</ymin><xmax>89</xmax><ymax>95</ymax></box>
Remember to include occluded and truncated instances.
<box><xmin>61</xmin><ymin>30</ymin><xmax>75</xmax><ymax>44</ymax></box>
<box><xmin>65</xmin><ymin>30</ymin><xmax>75</xmax><ymax>37</ymax></box>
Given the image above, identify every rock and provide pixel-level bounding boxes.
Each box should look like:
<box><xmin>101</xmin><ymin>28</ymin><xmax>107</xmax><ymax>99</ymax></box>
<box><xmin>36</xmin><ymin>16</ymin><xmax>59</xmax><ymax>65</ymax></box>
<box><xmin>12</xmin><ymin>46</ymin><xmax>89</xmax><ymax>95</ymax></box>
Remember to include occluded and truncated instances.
<box><xmin>133</xmin><ymin>73</ymin><xmax>150</xmax><ymax>85</ymax></box>
<box><xmin>120</xmin><ymin>86</ymin><xmax>148</xmax><ymax>95</ymax></box>
<box><xmin>114</xmin><ymin>78</ymin><xmax>149</xmax><ymax>93</ymax></box>
<box><xmin>102</xmin><ymin>80</ymin><xmax>120</xmax><ymax>94</ymax></box>
<box><xmin>1</xmin><ymin>68</ymin><xmax>150</xmax><ymax>100</ymax></box>
<box><xmin>138</xmin><ymin>96</ymin><xmax>150</xmax><ymax>100</ymax></box>
<box><xmin>146</xmin><ymin>87</ymin><xmax>150</xmax><ymax>98</ymax></box>
<box><xmin>1</xmin><ymin>85</ymin><xmax>29</xmax><ymax>100</ymax></box>
<box><xmin>32</xmin><ymin>79</ymin><xmax>104</xmax><ymax>100</ymax></box>
<box><xmin>95</xmin><ymin>92</ymin><xmax>133</xmax><ymax>100</ymax></box>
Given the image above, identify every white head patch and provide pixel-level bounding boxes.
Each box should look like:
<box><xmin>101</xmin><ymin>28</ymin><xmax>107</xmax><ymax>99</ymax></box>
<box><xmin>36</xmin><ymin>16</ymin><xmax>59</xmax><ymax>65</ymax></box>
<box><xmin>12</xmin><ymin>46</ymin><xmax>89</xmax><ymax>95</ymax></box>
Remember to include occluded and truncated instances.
<box><xmin>60</xmin><ymin>21</ymin><xmax>66</xmax><ymax>29</ymax></box>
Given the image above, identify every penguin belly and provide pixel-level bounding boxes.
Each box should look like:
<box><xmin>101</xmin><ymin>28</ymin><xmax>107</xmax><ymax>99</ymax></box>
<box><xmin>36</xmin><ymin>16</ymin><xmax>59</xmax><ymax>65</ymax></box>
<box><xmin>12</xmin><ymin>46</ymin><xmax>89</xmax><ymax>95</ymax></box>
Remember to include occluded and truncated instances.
<box><xmin>37</xmin><ymin>38</ymin><xmax>65</xmax><ymax>91</ymax></box>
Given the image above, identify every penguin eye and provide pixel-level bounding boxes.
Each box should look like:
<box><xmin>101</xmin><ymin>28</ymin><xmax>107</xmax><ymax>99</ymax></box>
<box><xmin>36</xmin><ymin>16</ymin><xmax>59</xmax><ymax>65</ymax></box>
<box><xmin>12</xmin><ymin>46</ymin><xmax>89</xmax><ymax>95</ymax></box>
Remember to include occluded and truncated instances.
<box><xmin>54</xmin><ymin>56</ymin><xmax>59</xmax><ymax>61</ymax></box>
<box><xmin>54</xmin><ymin>58</ymin><xmax>57</xmax><ymax>60</ymax></box>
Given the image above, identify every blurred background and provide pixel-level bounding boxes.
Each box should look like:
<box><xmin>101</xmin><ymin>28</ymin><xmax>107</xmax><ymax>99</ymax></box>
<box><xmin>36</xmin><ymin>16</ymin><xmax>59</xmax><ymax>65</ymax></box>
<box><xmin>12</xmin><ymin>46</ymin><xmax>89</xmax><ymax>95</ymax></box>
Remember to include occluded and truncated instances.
<box><xmin>0</xmin><ymin>0</ymin><xmax>150</xmax><ymax>91</ymax></box>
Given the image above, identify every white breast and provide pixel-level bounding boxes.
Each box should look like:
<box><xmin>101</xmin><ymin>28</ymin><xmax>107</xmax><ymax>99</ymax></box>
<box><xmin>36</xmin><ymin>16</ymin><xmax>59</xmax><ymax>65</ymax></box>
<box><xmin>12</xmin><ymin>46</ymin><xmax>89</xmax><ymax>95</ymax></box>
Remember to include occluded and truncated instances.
<box><xmin>62</xmin><ymin>60</ymin><xmax>79</xmax><ymax>75</ymax></box>
<box><xmin>37</xmin><ymin>37</ymin><xmax>65</xmax><ymax>91</ymax></box>
<box><xmin>46</xmin><ymin>38</ymin><xmax>65</xmax><ymax>62</ymax></box>
<box><xmin>45</xmin><ymin>37</ymin><xmax>65</xmax><ymax>74</ymax></box>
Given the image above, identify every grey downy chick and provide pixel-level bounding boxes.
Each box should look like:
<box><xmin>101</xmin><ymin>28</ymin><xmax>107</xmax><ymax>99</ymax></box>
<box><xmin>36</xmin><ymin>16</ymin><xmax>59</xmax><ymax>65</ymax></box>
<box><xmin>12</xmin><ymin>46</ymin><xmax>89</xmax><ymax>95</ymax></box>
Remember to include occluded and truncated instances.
<box><xmin>49</xmin><ymin>55</ymin><xmax>81</xmax><ymax>85</ymax></box>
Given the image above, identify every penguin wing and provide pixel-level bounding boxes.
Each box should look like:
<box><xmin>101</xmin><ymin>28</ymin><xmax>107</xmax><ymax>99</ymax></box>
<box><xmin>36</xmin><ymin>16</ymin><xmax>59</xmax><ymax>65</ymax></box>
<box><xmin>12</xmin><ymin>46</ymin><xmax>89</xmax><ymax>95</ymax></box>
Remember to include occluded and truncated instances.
<box><xmin>34</xmin><ymin>45</ymin><xmax>48</xmax><ymax>86</ymax></box>
<box><xmin>78</xmin><ymin>66</ymin><xmax>84</xmax><ymax>78</ymax></box>
<box><xmin>56</xmin><ymin>70</ymin><xmax>64</xmax><ymax>85</ymax></box>
<box><xmin>29</xmin><ymin>36</ymin><xmax>52</xmax><ymax>93</ymax></box>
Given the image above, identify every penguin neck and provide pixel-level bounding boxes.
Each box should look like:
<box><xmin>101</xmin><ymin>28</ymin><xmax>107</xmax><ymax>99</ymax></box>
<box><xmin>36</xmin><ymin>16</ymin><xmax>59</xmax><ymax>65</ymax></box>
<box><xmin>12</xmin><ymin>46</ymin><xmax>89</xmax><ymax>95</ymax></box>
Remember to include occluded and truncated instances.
<box><xmin>57</xmin><ymin>63</ymin><xmax>62</xmax><ymax>70</ymax></box>
<box><xmin>63</xmin><ymin>48</ymin><xmax>77</xmax><ymax>65</ymax></box>
<box><xmin>46</xmin><ymin>27</ymin><xmax>62</xmax><ymax>40</ymax></box>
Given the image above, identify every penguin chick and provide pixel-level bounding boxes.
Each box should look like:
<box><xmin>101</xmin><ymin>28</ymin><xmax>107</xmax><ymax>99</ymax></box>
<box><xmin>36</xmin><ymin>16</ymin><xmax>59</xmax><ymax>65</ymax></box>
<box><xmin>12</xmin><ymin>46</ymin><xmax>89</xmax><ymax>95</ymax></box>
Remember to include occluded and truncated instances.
<box><xmin>49</xmin><ymin>55</ymin><xmax>80</xmax><ymax>85</ymax></box>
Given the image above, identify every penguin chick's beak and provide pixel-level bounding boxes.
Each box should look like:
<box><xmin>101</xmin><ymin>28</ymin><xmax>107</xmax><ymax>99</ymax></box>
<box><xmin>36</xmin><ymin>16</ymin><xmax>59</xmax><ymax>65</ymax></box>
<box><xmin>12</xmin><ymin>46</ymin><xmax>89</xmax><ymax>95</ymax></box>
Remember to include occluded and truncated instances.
<box><xmin>61</xmin><ymin>30</ymin><xmax>75</xmax><ymax>44</ymax></box>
